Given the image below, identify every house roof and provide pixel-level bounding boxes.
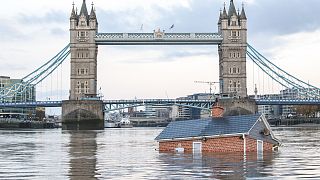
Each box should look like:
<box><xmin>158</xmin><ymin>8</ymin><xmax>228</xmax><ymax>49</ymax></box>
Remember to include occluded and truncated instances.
<box><xmin>155</xmin><ymin>114</ymin><xmax>280</xmax><ymax>146</ymax></box>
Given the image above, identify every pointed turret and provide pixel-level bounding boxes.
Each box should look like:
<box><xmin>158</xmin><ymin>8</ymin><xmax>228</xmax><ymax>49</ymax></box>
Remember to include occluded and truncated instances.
<box><xmin>89</xmin><ymin>2</ymin><xmax>98</xmax><ymax>28</ymax></box>
<box><xmin>79</xmin><ymin>0</ymin><xmax>89</xmax><ymax>18</ymax></box>
<box><xmin>70</xmin><ymin>2</ymin><xmax>77</xmax><ymax>20</ymax></box>
<box><xmin>228</xmin><ymin>0</ymin><xmax>237</xmax><ymax>18</ymax></box>
<box><xmin>240</xmin><ymin>5</ymin><xmax>247</xmax><ymax>20</ymax></box>
<box><xmin>222</xmin><ymin>5</ymin><xmax>228</xmax><ymax>19</ymax></box>
<box><xmin>218</xmin><ymin>9</ymin><xmax>222</xmax><ymax>25</ymax></box>
<box><xmin>90</xmin><ymin>3</ymin><xmax>96</xmax><ymax>19</ymax></box>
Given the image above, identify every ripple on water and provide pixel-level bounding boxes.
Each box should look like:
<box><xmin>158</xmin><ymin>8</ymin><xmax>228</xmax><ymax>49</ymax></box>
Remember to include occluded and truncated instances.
<box><xmin>0</xmin><ymin>127</ymin><xmax>320</xmax><ymax>179</ymax></box>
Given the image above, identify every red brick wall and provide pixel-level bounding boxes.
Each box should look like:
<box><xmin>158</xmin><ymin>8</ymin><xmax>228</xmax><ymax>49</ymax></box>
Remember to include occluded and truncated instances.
<box><xmin>246</xmin><ymin>137</ymin><xmax>257</xmax><ymax>152</ymax></box>
<box><xmin>263</xmin><ymin>141</ymin><xmax>273</xmax><ymax>152</ymax></box>
<box><xmin>202</xmin><ymin>136</ymin><xmax>244</xmax><ymax>153</ymax></box>
<box><xmin>246</xmin><ymin>137</ymin><xmax>273</xmax><ymax>152</ymax></box>
<box><xmin>159</xmin><ymin>136</ymin><xmax>274</xmax><ymax>153</ymax></box>
<box><xmin>159</xmin><ymin>136</ymin><xmax>244</xmax><ymax>153</ymax></box>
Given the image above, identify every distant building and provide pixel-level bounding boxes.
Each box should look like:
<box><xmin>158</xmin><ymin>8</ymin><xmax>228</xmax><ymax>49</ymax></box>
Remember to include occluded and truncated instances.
<box><xmin>0</xmin><ymin>76</ymin><xmax>36</xmax><ymax>119</ymax></box>
<box><xmin>280</xmin><ymin>89</ymin><xmax>300</xmax><ymax>118</ymax></box>
<box><xmin>255</xmin><ymin>94</ymin><xmax>281</xmax><ymax>119</ymax></box>
<box><xmin>171</xmin><ymin>93</ymin><xmax>214</xmax><ymax>120</ymax></box>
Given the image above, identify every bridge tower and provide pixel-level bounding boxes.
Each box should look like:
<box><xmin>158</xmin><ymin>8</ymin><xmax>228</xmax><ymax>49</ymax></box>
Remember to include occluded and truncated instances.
<box><xmin>70</xmin><ymin>0</ymin><xmax>98</xmax><ymax>100</ymax></box>
<box><xmin>218</xmin><ymin>0</ymin><xmax>247</xmax><ymax>98</ymax></box>
<box><xmin>62</xmin><ymin>0</ymin><xmax>103</xmax><ymax>130</ymax></box>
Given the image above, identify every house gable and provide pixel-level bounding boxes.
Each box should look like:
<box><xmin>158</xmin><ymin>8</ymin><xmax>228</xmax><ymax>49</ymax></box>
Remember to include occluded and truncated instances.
<box><xmin>248</xmin><ymin>115</ymin><xmax>280</xmax><ymax>145</ymax></box>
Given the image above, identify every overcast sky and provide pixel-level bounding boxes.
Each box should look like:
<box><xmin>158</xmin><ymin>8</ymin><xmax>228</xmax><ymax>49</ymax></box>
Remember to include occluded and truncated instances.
<box><xmin>1</xmin><ymin>0</ymin><xmax>320</xmax><ymax>100</ymax></box>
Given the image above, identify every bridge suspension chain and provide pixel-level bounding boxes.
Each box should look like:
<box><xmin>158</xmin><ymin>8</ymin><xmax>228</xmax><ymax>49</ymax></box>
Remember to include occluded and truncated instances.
<box><xmin>0</xmin><ymin>44</ymin><xmax>70</xmax><ymax>100</ymax></box>
<box><xmin>247</xmin><ymin>44</ymin><xmax>320</xmax><ymax>99</ymax></box>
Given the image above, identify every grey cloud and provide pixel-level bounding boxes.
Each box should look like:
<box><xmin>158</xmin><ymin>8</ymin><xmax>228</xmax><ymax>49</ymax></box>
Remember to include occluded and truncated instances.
<box><xmin>118</xmin><ymin>47</ymin><xmax>216</xmax><ymax>64</ymax></box>
<box><xmin>0</xmin><ymin>63</ymin><xmax>27</xmax><ymax>71</ymax></box>
<box><xmin>50</xmin><ymin>28</ymin><xmax>68</xmax><ymax>37</ymax></box>
<box><xmin>247</xmin><ymin>0</ymin><xmax>320</xmax><ymax>36</ymax></box>
<box><xmin>17</xmin><ymin>10</ymin><xmax>67</xmax><ymax>24</ymax></box>
<box><xmin>0</xmin><ymin>22</ymin><xmax>25</xmax><ymax>41</ymax></box>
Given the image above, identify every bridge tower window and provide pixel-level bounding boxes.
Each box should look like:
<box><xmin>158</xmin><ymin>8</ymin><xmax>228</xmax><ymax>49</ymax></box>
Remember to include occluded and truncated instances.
<box><xmin>233</xmin><ymin>67</ymin><xmax>237</xmax><ymax>74</ymax></box>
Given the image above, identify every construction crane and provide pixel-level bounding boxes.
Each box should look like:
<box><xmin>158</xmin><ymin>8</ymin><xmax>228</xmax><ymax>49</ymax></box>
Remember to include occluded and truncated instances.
<box><xmin>194</xmin><ymin>81</ymin><xmax>219</xmax><ymax>94</ymax></box>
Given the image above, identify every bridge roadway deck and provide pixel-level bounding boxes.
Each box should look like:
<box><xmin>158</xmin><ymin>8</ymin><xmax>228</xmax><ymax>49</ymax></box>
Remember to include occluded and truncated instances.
<box><xmin>95</xmin><ymin>33</ymin><xmax>223</xmax><ymax>45</ymax></box>
<box><xmin>0</xmin><ymin>99</ymin><xmax>320</xmax><ymax>108</ymax></box>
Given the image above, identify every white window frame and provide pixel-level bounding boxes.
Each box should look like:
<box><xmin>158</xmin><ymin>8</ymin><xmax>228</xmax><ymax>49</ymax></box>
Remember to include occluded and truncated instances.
<box><xmin>193</xmin><ymin>142</ymin><xmax>202</xmax><ymax>154</ymax></box>
<box><xmin>257</xmin><ymin>140</ymin><xmax>263</xmax><ymax>156</ymax></box>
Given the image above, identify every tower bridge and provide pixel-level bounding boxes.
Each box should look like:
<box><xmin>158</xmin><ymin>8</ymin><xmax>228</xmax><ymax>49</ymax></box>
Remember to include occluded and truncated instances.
<box><xmin>1</xmin><ymin>0</ymin><xmax>320</xmax><ymax>129</ymax></box>
<box><xmin>62</xmin><ymin>0</ymin><xmax>249</xmax><ymax>129</ymax></box>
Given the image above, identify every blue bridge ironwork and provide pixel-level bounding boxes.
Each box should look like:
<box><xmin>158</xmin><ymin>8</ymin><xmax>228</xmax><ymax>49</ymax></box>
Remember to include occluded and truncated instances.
<box><xmin>1</xmin><ymin>99</ymin><xmax>320</xmax><ymax>111</ymax></box>
<box><xmin>255</xmin><ymin>99</ymin><xmax>320</xmax><ymax>106</ymax></box>
<box><xmin>95</xmin><ymin>32</ymin><xmax>223</xmax><ymax>45</ymax></box>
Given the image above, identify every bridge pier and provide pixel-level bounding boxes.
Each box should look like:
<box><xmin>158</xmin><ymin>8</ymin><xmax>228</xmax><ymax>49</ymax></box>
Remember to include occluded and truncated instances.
<box><xmin>219</xmin><ymin>98</ymin><xmax>257</xmax><ymax>116</ymax></box>
<box><xmin>62</xmin><ymin>100</ymin><xmax>104</xmax><ymax>130</ymax></box>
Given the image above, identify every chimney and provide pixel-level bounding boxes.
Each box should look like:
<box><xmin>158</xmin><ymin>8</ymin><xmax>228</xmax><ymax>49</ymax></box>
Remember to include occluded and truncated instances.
<box><xmin>211</xmin><ymin>98</ymin><xmax>224</xmax><ymax>118</ymax></box>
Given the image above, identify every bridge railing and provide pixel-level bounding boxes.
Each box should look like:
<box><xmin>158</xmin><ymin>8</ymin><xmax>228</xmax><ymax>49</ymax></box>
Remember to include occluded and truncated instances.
<box><xmin>95</xmin><ymin>32</ymin><xmax>223</xmax><ymax>44</ymax></box>
<box><xmin>103</xmin><ymin>99</ymin><xmax>216</xmax><ymax>104</ymax></box>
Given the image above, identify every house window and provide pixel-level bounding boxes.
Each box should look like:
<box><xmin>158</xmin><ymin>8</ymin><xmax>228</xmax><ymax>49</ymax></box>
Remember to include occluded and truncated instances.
<box><xmin>257</xmin><ymin>140</ymin><xmax>263</xmax><ymax>158</ymax></box>
<box><xmin>193</xmin><ymin>142</ymin><xmax>202</xmax><ymax>154</ymax></box>
<box><xmin>232</xmin><ymin>21</ymin><xmax>236</xmax><ymax>26</ymax></box>
<box><xmin>80</xmin><ymin>31</ymin><xmax>85</xmax><ymax>37</ymax></box>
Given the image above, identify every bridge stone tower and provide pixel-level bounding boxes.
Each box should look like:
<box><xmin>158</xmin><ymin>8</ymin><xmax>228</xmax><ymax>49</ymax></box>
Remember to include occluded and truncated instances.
<box><xmin>70</xmin><ymin>0</ymin><xmax>98</xmax><ymax>100</ymax></box>
<box><xmin>62</xmin><ymin>0</ymin><xmax>104</xmax><ymax>130</ymax></box>
<box><xmin>218</xmin><ymin>0</ymin><xmax>247</xmax><ymax>98</ymax></box>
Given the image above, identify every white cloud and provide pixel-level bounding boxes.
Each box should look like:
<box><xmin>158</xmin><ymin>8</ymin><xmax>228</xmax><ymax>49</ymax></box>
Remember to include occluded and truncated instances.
<box><xmin>269</xmin><ymin>29</ymin><xmax>320</xmax><ymax>85</ymax></box>
<box><xmin>0</xmin><ymin>0</ymin><xmax>319</xmax><ymax>100</ymax></box>
<box><xmin>246</xmin><ymin>28</ymin><xmax>320</xmax><ymax>95</ymax></box>
<box><xmin>95</xmin><ymin>0</ymin><xmax>192</xmax><ymax>12</ymax></box>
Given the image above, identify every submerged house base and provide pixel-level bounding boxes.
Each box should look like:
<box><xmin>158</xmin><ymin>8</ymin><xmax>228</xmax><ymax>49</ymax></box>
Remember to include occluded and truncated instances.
<box><xmin>155</xmin><ymin>114</ymin><xmax>280</xmax><ymax>154</ymax></box>
<box><xmin>159</xmin><ymin>135</ymin><xmax>274</xmax><ymax>153</ymax></box>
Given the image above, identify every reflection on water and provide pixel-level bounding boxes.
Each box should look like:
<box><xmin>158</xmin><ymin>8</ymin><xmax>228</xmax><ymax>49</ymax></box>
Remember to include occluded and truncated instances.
<box><xmin>0</xmin><ymin>127</ymin><xmax>320</xmax><ymax>179</ymax></box>
<box><xmin>67</xmin><ymin>131</ymin><xmax>98</xmax><ymax>180</ymax></box>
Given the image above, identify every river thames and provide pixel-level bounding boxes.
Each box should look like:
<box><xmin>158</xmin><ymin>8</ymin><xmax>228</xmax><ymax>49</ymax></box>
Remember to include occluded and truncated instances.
<box><xmin>0</xmin><ymin>127</ymin><xmax>319</xmax><ymax>179</ymax></box>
